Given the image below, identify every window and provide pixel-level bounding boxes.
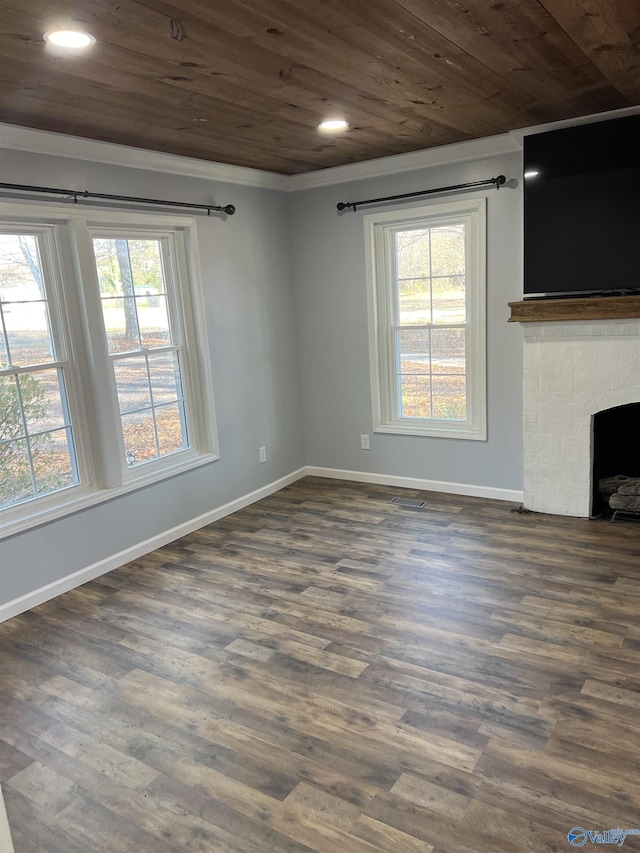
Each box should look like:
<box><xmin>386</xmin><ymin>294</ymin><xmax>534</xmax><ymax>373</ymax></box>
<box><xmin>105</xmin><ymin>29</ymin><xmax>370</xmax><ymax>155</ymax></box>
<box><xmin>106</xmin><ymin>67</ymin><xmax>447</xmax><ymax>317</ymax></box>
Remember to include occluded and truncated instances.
<box><xmin>0</xmin><ymin>205</ymin><xmax>218</xmax><ymax>536</ymax></box>
<box><xmin>0</xmin><ymin>230</ymin><xmax>79</xmax><ymax>508</ymax></box>
<box><xmin>92</xmin><ymin>234</ymin><xmax>189</xmax><ymax>468</ymax></box>
<box><xmin>365</xmin><ymin>198</ymin><xmax>487</xmax><ymax>440</ymax></box>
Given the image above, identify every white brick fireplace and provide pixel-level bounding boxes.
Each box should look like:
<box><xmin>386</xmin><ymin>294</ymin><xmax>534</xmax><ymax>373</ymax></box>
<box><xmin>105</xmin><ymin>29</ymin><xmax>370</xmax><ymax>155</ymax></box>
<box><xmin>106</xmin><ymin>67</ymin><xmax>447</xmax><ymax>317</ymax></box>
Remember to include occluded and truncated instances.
<box><xmin>522</xmin><ymin>319</ymin><xmax>640</xmax><ymax>517</ymax></box>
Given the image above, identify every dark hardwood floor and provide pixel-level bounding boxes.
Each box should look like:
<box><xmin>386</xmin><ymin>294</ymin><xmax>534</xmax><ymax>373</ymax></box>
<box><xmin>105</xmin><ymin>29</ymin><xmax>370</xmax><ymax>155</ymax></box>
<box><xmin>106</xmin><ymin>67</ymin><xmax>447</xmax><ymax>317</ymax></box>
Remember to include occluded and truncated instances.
<box><xmin>1</xmin><ymin>476</ymin><xmax>639</xmax><ymax>852</ymax></box>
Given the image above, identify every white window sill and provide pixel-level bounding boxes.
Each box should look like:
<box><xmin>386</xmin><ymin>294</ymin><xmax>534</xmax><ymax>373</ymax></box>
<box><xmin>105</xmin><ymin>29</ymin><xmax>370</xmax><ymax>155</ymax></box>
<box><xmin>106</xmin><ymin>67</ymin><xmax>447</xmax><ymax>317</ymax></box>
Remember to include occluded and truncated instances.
<box><xmin>0</xmin><ymin>451</ymin><xmax>220</xmax><ymax>540</ymax></box>
<box><xmin>374</xmin><ymin>422</ymin><xmax>487</xmax><ymax>441</ymax></box>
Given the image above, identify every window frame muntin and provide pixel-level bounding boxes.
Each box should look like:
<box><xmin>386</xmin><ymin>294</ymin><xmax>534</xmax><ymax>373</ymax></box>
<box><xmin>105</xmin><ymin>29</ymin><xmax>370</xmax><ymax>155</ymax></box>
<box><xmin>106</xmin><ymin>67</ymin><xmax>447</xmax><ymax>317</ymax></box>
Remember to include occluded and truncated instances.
<box><xmin>365</xmin><ymin>197</ymin><xmax>487</xmax><ymax>441</ymax></box>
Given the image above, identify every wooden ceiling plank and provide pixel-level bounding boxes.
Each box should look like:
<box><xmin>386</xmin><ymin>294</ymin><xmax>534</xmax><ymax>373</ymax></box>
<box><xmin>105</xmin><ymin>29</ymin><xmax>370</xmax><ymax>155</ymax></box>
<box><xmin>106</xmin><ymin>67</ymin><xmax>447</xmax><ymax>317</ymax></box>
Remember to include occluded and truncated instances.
<box><xmin>2</xmin><ymin>53</ymin><xmax>447</xmax><ymax>174</ymax></box>
<box><xmin>224</xmin><ymin>0</ymin><xmax>630</xmax><ymax>126</ymax></box>
<box><xmin>0</xmin><ymin>65</ymin><xmax>340</xmax><ymax>161</ymax></box>
<box><xmin>0</xmin><ymin>27</ymin><xmax>437</xmax><ymax>166</ymax></box>
<box><xmin>536</xmin><ymin>0</ymin><xmax>640</xmax><ymax>99</ymax></box>
<box><xmin>0</xmin><ymin>96</ymin><xmax>320</xmax><ymax>173</ymax></box>
<box><xmin>2</xmin><ymin>0</ymin><xmax>484</xmax><ymax>138</ymax></box>
<box><xmin>184</xmin><ymin>0</ymin><xmax>517</xmax><ymax>130</ymax></box>
<box><xmin>3</xmin><ymin>52</ymin><xmax>409</xmax><ymax>162</ymax></box>
<box><xmin>0</xmin><ymin>89</ymin><xmax>398</xmax><ymax>177</ymax></box>
<box><xmin>0</xmin><ymin>7</ymin><xmax>440</xmax><ymax>154</ymax></box>
<box><xmin>2</xmin><ymin>0</ymin><xmax>472</xmax><ymax>147</ymax></box>
<box><xmin>285</xmin><ymin>0</ymin><xmax>541</xmax><ymax>112</ymax></box>
<box><xmin>184</xmin><ymin>0</ymin><xmax>523</xmax><ymax>128</ymax></box>
<box><xmin>519</xmin><ymin>86</ymin><xmax>628</xmax><ymax>123</ymax></box>
<box><xmin>394</xmin><ymin>0</ymin><xmax>618</xmax><ymax>104</ymax></box>
<box><xmin>2</xmin><ymin>100</ymin><xmax>415</xmax><ymax>175</ymax></box>
<box><xmin>230</xmin><ymin>0</ymin><xmax>539</xmax><ymax>127</ymax></box>
<box><xmin>117</xmin><ymin>0</ymin><xmax>508</xmax><ymax>136</ymax></box>
<box><xmin>605</xmin><ymin>0</ymin><xmax>640</xmax><ymax>49</ymax></box>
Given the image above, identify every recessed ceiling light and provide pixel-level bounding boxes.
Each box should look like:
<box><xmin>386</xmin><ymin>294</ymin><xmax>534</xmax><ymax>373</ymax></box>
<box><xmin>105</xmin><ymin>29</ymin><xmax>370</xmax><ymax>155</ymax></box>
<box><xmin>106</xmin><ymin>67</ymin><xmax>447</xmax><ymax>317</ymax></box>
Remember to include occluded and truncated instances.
<box><xmin>44</xmin><ymin>29</ymin><xmax>96</xmax><ymax>48</ymax></box>
<box><xmin>318</xmin><ymin>119</ymin><xmax>349</xmax><ymax>132</ymax></box>
<box><xmin>524</xmin><ymin>170</ymin><xmax>540</xmax><ymax>179</ymax></box>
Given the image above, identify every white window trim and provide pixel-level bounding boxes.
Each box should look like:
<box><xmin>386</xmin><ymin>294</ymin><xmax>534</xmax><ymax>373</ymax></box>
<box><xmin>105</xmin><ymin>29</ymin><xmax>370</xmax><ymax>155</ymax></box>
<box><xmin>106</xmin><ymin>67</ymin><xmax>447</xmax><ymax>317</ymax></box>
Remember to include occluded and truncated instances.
<box><xmin>364</xmin><ymin>197</ymin><xmax>487</xmax><ymax>441</ymax></box>
<box><xmin>0</xmin><ymin>202</ymin><xmax>219</xmax><ymax>539</ymax></box>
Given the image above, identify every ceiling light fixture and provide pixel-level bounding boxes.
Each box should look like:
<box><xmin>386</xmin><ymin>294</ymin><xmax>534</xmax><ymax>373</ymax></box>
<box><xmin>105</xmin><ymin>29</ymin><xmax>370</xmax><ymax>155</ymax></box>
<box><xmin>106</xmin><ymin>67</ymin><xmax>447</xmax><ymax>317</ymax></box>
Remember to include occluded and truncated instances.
<box><xmin>524</xmin><ymin>170</ymin><xmax>540</xmax><ymax>179</ymax></box>
<box><xmin>318</xmin><ymin>119</ymin><xmax>349</xmax><ymax>132</ymax></box>
<box><xmin>44</xmin><ymin>29</ymin><xmax>96</xmax><ymax>48</ymax></box>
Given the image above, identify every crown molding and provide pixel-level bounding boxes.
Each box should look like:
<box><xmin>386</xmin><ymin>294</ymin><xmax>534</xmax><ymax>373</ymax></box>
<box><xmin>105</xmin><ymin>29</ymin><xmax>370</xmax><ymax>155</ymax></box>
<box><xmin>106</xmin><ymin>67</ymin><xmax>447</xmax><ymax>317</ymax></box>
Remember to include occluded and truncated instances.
<box><xmin>288</xmin><ymin>133</ymin><xmax>521</xmax><ymax>191</ymax></box>
<box><xmin>0</xmin><ymin>123</ymin><xmax>290</xmax><ymax>191</ymax></box>
<box><xmin>507</xmin><ymin>105</ymin><xmax>640</xmax><ymax>146</ymax></box>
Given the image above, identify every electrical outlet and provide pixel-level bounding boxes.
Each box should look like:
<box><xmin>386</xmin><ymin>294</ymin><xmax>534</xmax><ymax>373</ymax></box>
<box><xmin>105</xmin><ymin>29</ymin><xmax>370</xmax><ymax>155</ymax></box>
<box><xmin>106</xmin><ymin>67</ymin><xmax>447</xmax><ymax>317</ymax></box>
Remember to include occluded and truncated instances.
<box><xmin>360</xmin><ymin>434</ymin><xmax>370</xmax><ymax>450</ymax></box>
<box><xmin>259</xmin><ymin>446</ymin><xmax>267</xmax><ymax>463</ymax></box>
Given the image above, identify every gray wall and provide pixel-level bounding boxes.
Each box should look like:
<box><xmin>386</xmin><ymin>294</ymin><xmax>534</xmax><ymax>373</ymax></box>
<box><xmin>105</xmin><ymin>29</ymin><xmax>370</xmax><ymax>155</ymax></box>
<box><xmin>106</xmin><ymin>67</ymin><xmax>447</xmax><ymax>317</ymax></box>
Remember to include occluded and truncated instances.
<box><xmin>0</xmin><ymin>149</ymin><xmax>305</xmax><ymax>604</ymax></box>
<box><xmin>289</xmin><ymin>151</ymin><xmax>524</xmax><ymax>491</ymax></box>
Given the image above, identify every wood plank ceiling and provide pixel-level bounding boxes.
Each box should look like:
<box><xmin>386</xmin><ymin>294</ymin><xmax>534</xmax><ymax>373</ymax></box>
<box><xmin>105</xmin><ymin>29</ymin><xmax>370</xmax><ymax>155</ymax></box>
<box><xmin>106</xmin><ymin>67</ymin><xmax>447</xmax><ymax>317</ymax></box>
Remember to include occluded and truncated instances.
<box><xmin>1</xmin><ymin>0</ymin><xmax>639</xmax><ymax>174</ymax></box>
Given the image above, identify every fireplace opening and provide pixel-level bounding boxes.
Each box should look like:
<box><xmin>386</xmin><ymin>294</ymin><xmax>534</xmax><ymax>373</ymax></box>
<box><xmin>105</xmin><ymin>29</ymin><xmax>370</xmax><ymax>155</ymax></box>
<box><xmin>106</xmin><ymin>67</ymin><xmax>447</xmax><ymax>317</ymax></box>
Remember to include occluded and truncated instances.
<box><xmin>592</xmin><ymin>403</ymin><xmax>640</xmax><ymax>517</ymax></box>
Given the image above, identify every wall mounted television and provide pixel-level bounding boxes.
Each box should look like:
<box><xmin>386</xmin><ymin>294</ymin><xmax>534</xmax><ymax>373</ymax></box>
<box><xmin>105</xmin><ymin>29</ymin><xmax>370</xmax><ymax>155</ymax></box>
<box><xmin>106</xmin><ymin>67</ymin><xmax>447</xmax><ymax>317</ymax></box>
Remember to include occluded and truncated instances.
<box><xmin>523</xmin><ymin>113</ymin><xmax>640</xmax><ymax>300</ymax></box>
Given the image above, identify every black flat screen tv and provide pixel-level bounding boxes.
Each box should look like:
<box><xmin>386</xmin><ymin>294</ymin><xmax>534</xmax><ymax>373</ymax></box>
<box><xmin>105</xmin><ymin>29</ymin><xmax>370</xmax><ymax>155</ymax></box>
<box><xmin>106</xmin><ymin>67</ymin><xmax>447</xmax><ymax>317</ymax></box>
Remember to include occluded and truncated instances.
<box><xmin>523</xmin><ymin>113</ymin><xmax>640</xmax><ymax>299</ymax></box>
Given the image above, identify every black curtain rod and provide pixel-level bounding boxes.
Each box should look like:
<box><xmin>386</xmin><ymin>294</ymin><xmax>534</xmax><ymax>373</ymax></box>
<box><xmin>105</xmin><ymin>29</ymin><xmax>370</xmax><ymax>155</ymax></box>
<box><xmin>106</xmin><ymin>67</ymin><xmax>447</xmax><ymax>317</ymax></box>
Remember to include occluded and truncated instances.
<box><xmin>0</xmin><ymin>182</ymin><xmax>236</xmax><ymax>216</ymax></box>
<box><xmin>336</xmin><ymin>175</ymin><xmax>506</xmax><ymax>212</ymax></box>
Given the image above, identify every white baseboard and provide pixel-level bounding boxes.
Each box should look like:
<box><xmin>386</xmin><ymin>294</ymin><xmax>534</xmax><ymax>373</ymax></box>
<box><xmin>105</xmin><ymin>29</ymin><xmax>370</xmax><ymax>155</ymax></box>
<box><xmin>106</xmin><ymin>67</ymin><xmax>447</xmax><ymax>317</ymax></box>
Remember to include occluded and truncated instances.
<box><xmin>1</xmin><ymin>464</ymin><xmax>521</xmax><ymax>622</ymax></box>
<box><xmin>306</xmin><ymin>466</ymin><xmax>524</xmax><ymax>503</ymax></box>
<box><xmin>0</xmin><ymin>468</ymin><xmax>307</xmax><ymax>623</ymax></box>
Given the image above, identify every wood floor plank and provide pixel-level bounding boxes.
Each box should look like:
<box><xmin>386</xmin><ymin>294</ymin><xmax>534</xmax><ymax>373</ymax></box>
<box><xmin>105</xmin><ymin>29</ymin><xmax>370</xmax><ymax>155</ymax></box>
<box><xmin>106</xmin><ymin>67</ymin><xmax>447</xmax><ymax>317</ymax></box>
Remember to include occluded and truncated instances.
<box><xmin>1</xmin><ymin>476</ymin><xmax>639</xmax><ymax>851</ymax></box>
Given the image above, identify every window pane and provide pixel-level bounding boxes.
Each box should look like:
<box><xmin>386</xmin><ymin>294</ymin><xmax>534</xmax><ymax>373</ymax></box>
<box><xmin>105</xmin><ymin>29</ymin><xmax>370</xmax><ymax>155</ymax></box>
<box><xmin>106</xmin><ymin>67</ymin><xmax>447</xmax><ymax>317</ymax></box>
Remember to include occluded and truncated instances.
<box><xmin>398</xmin><ymin>279</ymin><xmax>431</xmax><ymax>325</ymax></box>
<box><xmin>121</xmin><ymin>410</ymin><xmax>158</xmax><ymax>466</ymax></box>
<box><xmin>430</xmin><ymin>225</ymin><xmax>465</xmax><ymax>277</ymax></box>
<box><xmin>19</xmin><ymin>369</ymin><xmax>69</xmax><ymax>431</ymax></box>
<box><xmin>432</xmin><ymin>277</ymin><xmax>466</xmax><ymax>324</ymax></box>
<box><xmin>31</xmin><ymin>428</ymin><xmax>77</xmax><ymax>495</ymax></box>
<box><xmin>432</xmin><ymin>376</ymin><xmax>466</xmax><ymax>420</ymax></box>
<box><xmin>398</xmin><ymin>330</ymin><xmax>430</xmax><ymax>375</ymax></box>
<box><xmin>113</xmin><ymin>356</ymin><xmax>152</xmax><ymax>414</ymax></box>
<box><xmin>95</xmin><ymin>238</ymin><xmax>172</xmax><ymax>352</ymax></box>
<box><xmin>431</xmin><ymin>329</ymin><xmax>466</xmax><ymax>374</ymax></box>
<box><xmin>0</xmin><ymin>234</ymin><xmax>44</xmax><ymax>298</ymax></box>
<box><xmin>155</xmin><ymin>402</ymin><xmax>187</xmax><ymax>456</ymax></box>
<box><xmin>93</xmin><ymin>238</ymin><xmax>121</xmax><ymax>297</ymax></box>
<box><xmin>0</xmin><ymin>234</ymin><xmax>55</xmax><ymax>367</ymax></box>
<box><xmin>94</xmin><ymin>237</ymin><xmax>165</xmax><ymax>297</ymax></box>
<box><xmin>101</xmin><ymin>297</ymin><xmax>140</xmax><ymax>353</ymax></box>
<box><xmin>395</xmin><ymin>229</ymin><xmax>430</xmax><ymax>279</ymax></box>
<box><xmin>4</xmin><ymin>300</ymin><xmax>54</xmax><ymax>366</ymax></box>
<box><xmin>137</xmin><ymin>294</ymin><xmax>171</xmax><ymax>349</ymax></box>
<box><xmin>15</xmin><ymin>371</ymin><xmax>50</xmax><ymax>437</ymax></box>
<box><xmin>148</xmin><ymin>352</ymin><xmax>183</xmax><ymax>405</ymax></box>
<box><xmin>0</xmin><ymin>375</ymin><xmax>23</xmax><ymax>440</ymax></box>
<box><xmin>400</xmin><ymin>376</ymin><xmax>431</xmax><ymax>419</ymax></box>
<box><xmin>0</xmin><ymin>437</ymin><xmax>34</xmax><ymax>508</ymax></box>
<box><xmin>128</xmin><ymin>240</ymin><xmax>165</xmax><ymax>295</ymax></box>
